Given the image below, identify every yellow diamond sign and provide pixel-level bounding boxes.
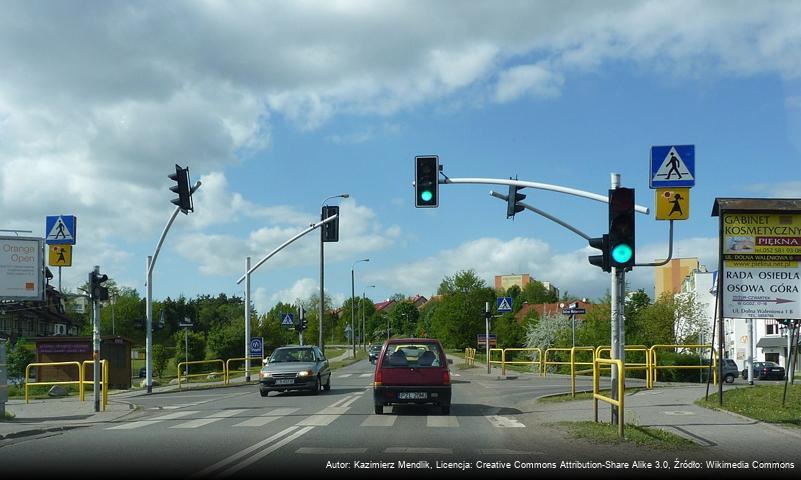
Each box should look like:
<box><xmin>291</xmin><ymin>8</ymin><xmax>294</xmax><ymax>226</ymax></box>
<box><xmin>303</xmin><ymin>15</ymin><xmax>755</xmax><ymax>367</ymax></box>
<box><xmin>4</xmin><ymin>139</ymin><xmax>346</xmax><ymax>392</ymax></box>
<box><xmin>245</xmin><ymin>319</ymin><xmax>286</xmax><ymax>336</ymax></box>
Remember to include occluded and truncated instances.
<box><xmin>655</xmin><ymin>188</ymin><xmax>689</xmax><ymax>221</ymax></box>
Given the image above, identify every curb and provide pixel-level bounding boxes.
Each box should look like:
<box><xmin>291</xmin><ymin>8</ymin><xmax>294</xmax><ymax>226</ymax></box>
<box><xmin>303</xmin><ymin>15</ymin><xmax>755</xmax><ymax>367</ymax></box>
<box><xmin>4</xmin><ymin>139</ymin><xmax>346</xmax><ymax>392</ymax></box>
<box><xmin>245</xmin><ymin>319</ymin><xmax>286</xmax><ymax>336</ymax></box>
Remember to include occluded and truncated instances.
<box><xmin>696</xmin><ymin>400</ymin><xmax>801</xmax><ymax>441</ymax></box>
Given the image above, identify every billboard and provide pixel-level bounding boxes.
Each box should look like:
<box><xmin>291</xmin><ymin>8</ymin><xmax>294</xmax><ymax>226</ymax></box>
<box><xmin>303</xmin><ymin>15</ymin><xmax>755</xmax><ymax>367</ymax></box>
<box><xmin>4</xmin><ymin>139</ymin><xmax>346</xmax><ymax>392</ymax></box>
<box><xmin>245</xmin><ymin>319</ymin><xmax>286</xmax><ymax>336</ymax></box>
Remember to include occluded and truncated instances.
<box><xmin>0</xmin><ymin>236</ymin><xmax>44</xmax><ymax>301</ymax></box>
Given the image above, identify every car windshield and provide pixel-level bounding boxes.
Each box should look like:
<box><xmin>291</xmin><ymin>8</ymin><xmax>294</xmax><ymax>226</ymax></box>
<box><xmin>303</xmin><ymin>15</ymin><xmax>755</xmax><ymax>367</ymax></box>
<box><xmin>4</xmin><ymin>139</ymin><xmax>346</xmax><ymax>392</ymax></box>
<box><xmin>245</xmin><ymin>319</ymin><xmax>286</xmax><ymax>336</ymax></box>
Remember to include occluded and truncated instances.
<box><xmin>269</xmin><ymin>348</ymin><xmax>316</xmax><ymax>363</ymax></box>
<box><xmin>383</xmin><ymin>343</ymin><xmax>442</xmax><ymax>367</ymax></box>
<box><xmin>763</xmin><ymin>362</ymin><xmax>779</xmax><ymax>367</ymax></box>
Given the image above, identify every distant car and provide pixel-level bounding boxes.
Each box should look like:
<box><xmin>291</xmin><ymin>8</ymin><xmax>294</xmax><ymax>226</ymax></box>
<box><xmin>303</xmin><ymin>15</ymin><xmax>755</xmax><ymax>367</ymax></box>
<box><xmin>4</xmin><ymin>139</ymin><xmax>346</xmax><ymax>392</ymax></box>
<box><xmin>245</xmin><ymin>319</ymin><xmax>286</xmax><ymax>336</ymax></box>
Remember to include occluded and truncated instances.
<box><xmin>720</xmin><ymin>359</ymin><xmax>739</xmax><ymax>384</ymax></box>
<box><xmin>259</xmin><ymin>346</ymin><xmax>331</xmax><ymax>397</ymax></box>
<box><xmin>368</xmin><ymin>345</ymin><xmax>382</xmax><ymax>364</ymax></box>
<box><xmin>741</xmin><ymin>361</ymin><xmax>785</xmax><ymax>381</ymax></box>
<box><xmin>138</xmin><ymin>367</ymin><xmax>147</xmax><ymax>378</ymax></box>
<box><xmin>373</xmin><ymin>338</ymin><xmax>452</xmax><ymax>415</ymax></box>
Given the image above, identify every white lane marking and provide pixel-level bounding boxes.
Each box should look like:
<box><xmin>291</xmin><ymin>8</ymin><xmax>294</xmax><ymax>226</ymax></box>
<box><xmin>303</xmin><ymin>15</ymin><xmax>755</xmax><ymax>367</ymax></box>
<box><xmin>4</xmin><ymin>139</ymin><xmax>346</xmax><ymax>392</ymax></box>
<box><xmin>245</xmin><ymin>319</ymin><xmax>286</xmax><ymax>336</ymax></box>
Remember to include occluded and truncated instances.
<box><xmin>358</xmin><ymin>373</ymin><xmax>372</xmax><ymax>378</ymax></box>
<box><xmin>107</xmin><ymin>411</ymin><xmax>198</xmax><ymax>430</ymax></box>
<box><xmin>338</xmin><ymin>374</ymin><xmax>353</xmax><ymax>378</ymax></box>
<box><xmin>486</xmin><ymin>415</ymin><xmax>525</xmax><ymax>428</ymax></box>
<box><xmin>193</xmin><ymin>426</ymin><xmax>301</xmax><ymax>478</ymax></box>
<box><xmin>385</xmin><ymin>447</ymin><xmax>452</xmax><ymax>454</ymax></box>
<box><xmin>360</xmin><ymin>415</ymin><xmax>398</xmax><ymax>427</ymax></box>
<box><xmin>296</xmin><ymin>447</ymin><xmax>368</xmax><ymax>454</ymax></box>
<box><xmin>426</xmin><ymin>415</ymin><xmax>460</xmax><ymax>427</ymax></box>
<box><xmin>219</xmin><ymin>426</ymin><xmax>314</xmax><ymax>477</ymax></box>
<box><xmin>171</xmin><ymin>409</ymin><xmax>248</xmax><ymax>429</ymax></box>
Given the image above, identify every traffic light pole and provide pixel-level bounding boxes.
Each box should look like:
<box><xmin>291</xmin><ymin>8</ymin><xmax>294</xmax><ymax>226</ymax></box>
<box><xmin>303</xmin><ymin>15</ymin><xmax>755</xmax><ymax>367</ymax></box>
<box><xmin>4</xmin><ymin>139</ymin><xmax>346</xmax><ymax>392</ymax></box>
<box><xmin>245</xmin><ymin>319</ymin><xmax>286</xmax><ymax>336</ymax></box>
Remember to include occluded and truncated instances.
<box><xmin>145</xmin><ymin>182</ymin><xmax>201</xmax><ymax>394</ymax></box>
<box><xmin>91</xmin><ymin>266</ymin><xmax>101</xmax><ymax>412</ymax></box>
<box><xmin>236</xmin><ymin>214</ymin><xmax>340</xmax><ymax>358</ymax></box>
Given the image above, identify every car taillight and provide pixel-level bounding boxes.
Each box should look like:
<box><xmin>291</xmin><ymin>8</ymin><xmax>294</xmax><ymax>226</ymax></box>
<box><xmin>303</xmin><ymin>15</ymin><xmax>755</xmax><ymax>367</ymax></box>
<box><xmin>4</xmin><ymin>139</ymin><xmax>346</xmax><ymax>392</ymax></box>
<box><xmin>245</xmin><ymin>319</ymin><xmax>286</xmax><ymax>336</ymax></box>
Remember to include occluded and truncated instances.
<box><xmin>374</xmin><ymin>368</ymin><xmax>382</xmax><ymax>386</ymax></box>
<box><xmin>442</xmin><ymin>369</ymin><xmax>450</xmax><ymax>385</ymax></box>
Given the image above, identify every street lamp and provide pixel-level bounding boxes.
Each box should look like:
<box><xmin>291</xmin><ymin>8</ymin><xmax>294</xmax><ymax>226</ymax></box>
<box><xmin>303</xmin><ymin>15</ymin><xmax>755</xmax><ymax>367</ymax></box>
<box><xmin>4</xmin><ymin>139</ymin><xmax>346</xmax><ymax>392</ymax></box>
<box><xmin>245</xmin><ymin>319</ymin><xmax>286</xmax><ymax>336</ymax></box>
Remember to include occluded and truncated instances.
<box><xmin>351</xmin><ymin>259</ymin><xmax>369</xmax><ymax>358</ymax></box>
<box><xmin>362</xmin><ymin>285</ymin><xmax>376</xmax><ymax>350</ymax></box>
<box><xmin>320</xmin><ymin>193</ymin><xmax>349</xmax><ymax>353</ymax></box>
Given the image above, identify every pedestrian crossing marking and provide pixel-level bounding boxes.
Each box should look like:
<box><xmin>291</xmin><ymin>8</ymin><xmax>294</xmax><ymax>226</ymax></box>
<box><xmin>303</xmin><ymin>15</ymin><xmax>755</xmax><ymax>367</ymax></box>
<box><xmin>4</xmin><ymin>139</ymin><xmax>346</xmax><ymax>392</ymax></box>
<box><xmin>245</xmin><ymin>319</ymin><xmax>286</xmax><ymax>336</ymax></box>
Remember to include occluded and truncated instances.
<box><xmin>338</xmin><ymin>374</ymin><xmax>353</xmax><ymax>378</ymax></box>
<box><xmin>486</xmin><ymin>415</ymin><xmax>525</xmax><ymax>428</ymax></box>
<box><xmin>385</xmin><ymin>447</ymin><xmax>452</xmax><ymax>454</ymax></box>
<box><xmin>297</xmin><ymin>414</ymin><xmax>340</xmax><ymax>426</ymax></box>
<box><xmin>358</xmin><ymin>373</ymin><xmax>372</xmax><ymax>378</ymax></box>
<box><xmin>361</xmin><ymin>415</ymin><xmax>398</xmax><ymax>427</ymax></box>
<box><xmin>171</xmin><ymin>409</ymin><xmax>247</xmax><ymax>429</ymax></box>
<box><xmin>426</xmin><ymin>415</ymin><xmax>459</xmax><ymax>427</ymax></box>
<box><xmin>233</xmin><ymin>407</ymin><xmax>300</xmax><ymax>427</ymax></box>
<box><xmin>107</xmin><ymin>410</ymin><xmax>198</xmax><ymax>430</ymax></box>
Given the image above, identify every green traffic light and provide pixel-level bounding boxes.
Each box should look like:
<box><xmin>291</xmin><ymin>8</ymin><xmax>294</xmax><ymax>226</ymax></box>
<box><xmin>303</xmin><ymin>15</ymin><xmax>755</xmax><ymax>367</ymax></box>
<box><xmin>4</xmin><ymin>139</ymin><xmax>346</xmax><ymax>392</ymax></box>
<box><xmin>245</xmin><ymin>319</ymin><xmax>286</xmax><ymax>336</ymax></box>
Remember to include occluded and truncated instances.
<box><xmin>420</xmin><ymin>190</ymin><xmax>433</xmax><ymax>202</ymax></box>
<box><xmin>611</xmin><ymin>244</ymin><xmax>633</xmax><ymax>264</ymax></box>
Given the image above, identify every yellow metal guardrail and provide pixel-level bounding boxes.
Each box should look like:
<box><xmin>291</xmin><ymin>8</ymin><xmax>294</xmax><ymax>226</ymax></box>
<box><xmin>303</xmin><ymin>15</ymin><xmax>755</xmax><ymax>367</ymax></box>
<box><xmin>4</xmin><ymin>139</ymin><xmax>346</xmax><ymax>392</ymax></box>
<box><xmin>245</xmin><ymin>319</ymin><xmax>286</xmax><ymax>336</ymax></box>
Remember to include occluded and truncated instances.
<box><xmin>542</xmin><ymin>347</ymin><xmax>573</xmax><ymax>377</ymax></box>
<box><xmin>499</xmin><ymin>348</ymin><xmax>542</xmax><ymax>376</ymax></box>
<box><xmin>177</xmin><ymin>359</ymin><xmax>226</xmax><ymax>389</ymax></box>
<box><xmin>488</xmin><ymin>348</ymin><xmax>505</xmax><ymax>371</ymax></box>
<box><xmin>463</xmin><ymin>348</ymin><xmax>477</xmax><ymax>366</ymax></box>
<box><xmin>81</xmin><ymin>360</ymin><xmax>109</xmax><ymax>411</ymax></box>
<box><xmin>25</xmin><ymin>361</ymin><xmax>83</xmax><ymax>404</ymax></box>
<box><xmin>593</xmin><ymin>358</ymin><xmax>625</xmax><ymax>438</ymax></box>
<box><xmin>225</xmin><ymin>357</ymin><xmax>263</xmax><ymax>384</ymax></box>
<box><xmin>595</xmin><ymin>345</ymin><xmax>651</xmax><ymax>388</ymax></box>
<box><xmin>569</xmin><ymin>347</ymin><xmax>596</xmax><ymax>397</ymax></box>
<box><xmin>648</xmin><ymin>344</ymin><xmax>716</xmax><ymax>388</ymax></box>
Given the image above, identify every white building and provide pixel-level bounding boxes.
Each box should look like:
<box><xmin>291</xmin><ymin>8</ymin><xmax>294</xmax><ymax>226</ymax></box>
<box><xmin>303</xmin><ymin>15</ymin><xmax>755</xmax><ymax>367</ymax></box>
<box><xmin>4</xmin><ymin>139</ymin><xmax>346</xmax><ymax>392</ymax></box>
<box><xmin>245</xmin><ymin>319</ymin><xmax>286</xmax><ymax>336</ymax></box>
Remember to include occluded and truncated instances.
<box><xmin>678</xmin><ymin>267</ymin><xmax>799</xmax><ymax>372</ymax></box>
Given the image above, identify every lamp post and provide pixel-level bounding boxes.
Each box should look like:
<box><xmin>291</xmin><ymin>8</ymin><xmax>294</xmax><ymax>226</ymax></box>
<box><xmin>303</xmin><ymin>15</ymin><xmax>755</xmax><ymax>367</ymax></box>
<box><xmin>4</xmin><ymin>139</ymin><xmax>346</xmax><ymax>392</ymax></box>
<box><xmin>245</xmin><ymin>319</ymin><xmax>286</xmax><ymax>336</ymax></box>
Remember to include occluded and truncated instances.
<box><xmin>320</xmin><ymin>194</ymin><xmax>349</xmax><ymax>353</ymax></box>
<box><xmin>351</xmin><ymin>259</ymin><xmax>369</xmax><ymax>358</ymax></box>
<box><xmin>362</xmin><ymin>285</ymin><xmax>375</xmax><ymax>350</ymax></box>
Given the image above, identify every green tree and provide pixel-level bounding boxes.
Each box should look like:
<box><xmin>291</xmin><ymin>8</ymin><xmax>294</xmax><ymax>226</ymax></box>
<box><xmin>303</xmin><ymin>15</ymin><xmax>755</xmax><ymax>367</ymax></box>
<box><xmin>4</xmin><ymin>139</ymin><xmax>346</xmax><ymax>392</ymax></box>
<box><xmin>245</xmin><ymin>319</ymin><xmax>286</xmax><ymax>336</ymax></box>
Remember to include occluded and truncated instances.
<box><xmin>152</xmin><ymin>344</ymin><xmax>170</xmax><ymax>378</ymax></box>
<box><xmin>430</xmin><ymin>270</ymin><xmax>495</xmax><ymax>349</ymax></box>
<box><xmin>7</xmin><ymin>340</ymin><xmax>36</xmax><ymax>384</ymax></box>
<box><xmin>207</xmin><ymin>320</ymin><xmax>246</xmax><ymax>360</ymax></box>
<box><xmin>390</xmin><ymin>301</ymin><xmax>419</xmax><ymax>338</ymax></box>
<box><xmin>174</xmin><ymin>330</ymin><xmax>206</xmax><ymax>366</ymax></box>
<box><xmin>521</xmin><ymin>280</ymin><xmax>558</xmax><ymax>304</ymax></box>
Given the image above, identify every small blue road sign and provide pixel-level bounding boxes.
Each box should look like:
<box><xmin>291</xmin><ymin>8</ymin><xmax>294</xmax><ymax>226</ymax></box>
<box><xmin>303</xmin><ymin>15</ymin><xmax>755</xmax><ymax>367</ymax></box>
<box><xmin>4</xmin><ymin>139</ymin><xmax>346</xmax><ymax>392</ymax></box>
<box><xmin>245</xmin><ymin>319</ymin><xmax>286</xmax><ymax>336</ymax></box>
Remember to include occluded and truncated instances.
<box><xmin>45</xmin><ymin>215</ymin><xmax>77</xmax><ymax>245</ymax></box>
<box><xmin>250</xmin><ymin>337</ymin><xmax>264</xmax><ymax>357</ymax></box>
<box><xmin>281</xmin><ymin>313</ymin><xmax>294</xmax><ymax>327</ymax></box>
<box><xmin>497</xmin><ymin>297</ymin><xmax>513</xmax><ymax>313</ymax></box>
<box><xmin>650</xmin><ymin>145</ymin><xmax>695</xmax><ymax>188</ymax></box>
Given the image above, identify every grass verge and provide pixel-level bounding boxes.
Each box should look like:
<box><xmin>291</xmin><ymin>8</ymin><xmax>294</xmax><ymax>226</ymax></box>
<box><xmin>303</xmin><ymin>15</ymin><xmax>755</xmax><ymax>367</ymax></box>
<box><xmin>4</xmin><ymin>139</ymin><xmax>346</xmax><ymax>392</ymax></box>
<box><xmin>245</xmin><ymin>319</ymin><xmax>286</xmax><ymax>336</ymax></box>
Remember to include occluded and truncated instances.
<box><xmin>329</xmin><ymin>351</ymin><xmax>368</xmax><ymax>370</ymax></box>
<box><xmin>1</xmin><ymin>410</ymin><xmax>16</xmax><ymax>422</ymax></box>
<box><xmin>696</xmin><ymin>383</ymin><xmax>801</xmax><ymax>425</ymax></box>
<box><xmin>555</xmin><ymin>421</ymin><xmax>698</xmax><ymax>449</ymax></box>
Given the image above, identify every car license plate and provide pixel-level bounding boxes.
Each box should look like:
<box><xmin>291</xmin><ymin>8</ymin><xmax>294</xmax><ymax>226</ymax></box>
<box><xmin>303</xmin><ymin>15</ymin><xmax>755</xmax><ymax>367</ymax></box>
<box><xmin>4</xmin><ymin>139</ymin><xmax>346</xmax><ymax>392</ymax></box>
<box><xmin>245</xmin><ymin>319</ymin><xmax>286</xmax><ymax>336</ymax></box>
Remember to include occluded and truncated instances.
<box><xmin>398</xmin><ymin>392</ymin><xmax>427</xmax><ymax>400</ymax></box>
<box><xmin>772</xmin><ymin>369</ymin><xmax>781</xmax><ymax>372</ymax></box>
<box><xmin>275</xmin><ymin>379</ymin><xmax>294</xmax><ymax>385</ymax></box>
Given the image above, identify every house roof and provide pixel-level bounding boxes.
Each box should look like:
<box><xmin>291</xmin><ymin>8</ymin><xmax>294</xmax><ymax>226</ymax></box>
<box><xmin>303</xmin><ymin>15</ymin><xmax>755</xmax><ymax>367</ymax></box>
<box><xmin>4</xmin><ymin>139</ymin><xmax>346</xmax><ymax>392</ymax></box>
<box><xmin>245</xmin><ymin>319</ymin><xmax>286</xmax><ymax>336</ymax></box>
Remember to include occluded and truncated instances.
<box><xmin>756</xmin><ymin>336</ymin><xmax>793</xmax><ymax>348</ymax></box>
<box><xmin>374</xmin><ymin>300</ymin><xmax>396</xmax><ymax>312</ymax></box>
<box><xmin>514</xmin><ymin>300</ymin><xmax>594</xmax><ymax>323</ymax></box>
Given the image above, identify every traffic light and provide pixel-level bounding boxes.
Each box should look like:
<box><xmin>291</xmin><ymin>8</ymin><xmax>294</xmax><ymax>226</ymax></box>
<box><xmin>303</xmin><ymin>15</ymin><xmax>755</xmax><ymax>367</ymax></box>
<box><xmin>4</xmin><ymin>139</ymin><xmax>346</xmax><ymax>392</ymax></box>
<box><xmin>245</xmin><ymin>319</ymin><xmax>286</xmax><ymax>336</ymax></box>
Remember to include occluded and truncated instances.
<box><xmin>322</xmin><ymin>205</ymin><xmax>339</xmax><ymax>242</ymax></box>
<box><xmin>608</xmin><ymin>187</ymin><xmax>636</xmax><ymax>269</ymax></box>
<box><xmin>415</xmin><ymin>155</ymin><xmax>439</xmax><ymax>208</ymax></box>
<box><xmin>588</xmin><ymin>234</ymin><xmax>610</xmax><ymax>272</ymax></box>
<box><xmin>506</xmin><ymin>184</ymin><xmax>526</xmax><ymax>219</ymax></box>
<box><xmin>168</xmin><ymin>164</ymin><xmax>193</xmax><ymax>214</ymax></box>
<box><xmin>296</xmin><ymin>306</ymin><xmax>307</xmax><ymax>331</ymax></box>
<box><xmin>89</xmin><ymin>269</ymin><xmax>109</xmax><ymax>302</ymax></box>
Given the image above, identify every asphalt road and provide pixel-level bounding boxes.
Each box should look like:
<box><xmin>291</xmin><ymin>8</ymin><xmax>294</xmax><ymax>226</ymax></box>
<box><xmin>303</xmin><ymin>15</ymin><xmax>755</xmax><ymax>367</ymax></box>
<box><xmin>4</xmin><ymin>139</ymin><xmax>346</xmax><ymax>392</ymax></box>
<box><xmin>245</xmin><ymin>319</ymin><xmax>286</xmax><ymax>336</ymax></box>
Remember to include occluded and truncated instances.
<box><xmin>0</xmin><ymin>359</ymin><xmax>766</xmax><ymax>478</ymax></box>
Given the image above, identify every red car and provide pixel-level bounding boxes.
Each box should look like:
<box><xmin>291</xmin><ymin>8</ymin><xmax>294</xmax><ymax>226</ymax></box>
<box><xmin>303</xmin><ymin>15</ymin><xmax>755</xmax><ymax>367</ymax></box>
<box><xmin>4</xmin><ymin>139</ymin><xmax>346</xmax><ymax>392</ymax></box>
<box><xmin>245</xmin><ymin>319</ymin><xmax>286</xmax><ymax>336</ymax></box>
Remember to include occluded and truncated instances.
<box><xmin>373</xmin><ymin>338</ymin><xmax>452</xmax><ymax>415</ymax></box>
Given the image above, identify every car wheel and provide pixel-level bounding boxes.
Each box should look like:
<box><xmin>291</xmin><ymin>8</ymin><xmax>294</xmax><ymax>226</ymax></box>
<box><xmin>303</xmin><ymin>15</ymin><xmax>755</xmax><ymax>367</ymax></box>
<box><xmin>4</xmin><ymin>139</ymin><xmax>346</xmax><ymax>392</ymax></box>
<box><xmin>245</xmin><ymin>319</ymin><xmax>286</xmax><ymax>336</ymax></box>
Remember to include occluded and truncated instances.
<box><xmin>724</xmin><ymin>374</ymin><xmax>735</xmax><ymax>384</ymax></box>
<box><xmin>323</xmin><ymin>374</ymin><xmax>331</xmax><ymax>391</ymax></box>
<box><xmin>311</xmin><ymin>376</ymin><xmax>321</xmax><ymax>395</ymax></box>
<box><xmin>441</xmin><ymin>404</ymin><xmax>450</xmax><ymax>415</ymax></box>
<box><xmin>374</xmin><ymin>404</ymin><xmax>383</xmax><ymax>415</ymax></box>
<box><xmin>259</xmin><ymin>388</ymin><xmax>269</xmax><ymax>397</ymax></box>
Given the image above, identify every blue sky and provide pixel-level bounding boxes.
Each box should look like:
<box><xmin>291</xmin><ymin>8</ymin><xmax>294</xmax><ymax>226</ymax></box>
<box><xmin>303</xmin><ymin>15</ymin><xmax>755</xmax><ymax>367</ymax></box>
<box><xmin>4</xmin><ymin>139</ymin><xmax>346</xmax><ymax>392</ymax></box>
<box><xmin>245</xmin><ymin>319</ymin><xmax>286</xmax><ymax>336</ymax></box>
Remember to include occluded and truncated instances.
<box><xmin>1</xmin><ymin>1</ymin><xmax>800</xmax><ymax>313</ymax></box>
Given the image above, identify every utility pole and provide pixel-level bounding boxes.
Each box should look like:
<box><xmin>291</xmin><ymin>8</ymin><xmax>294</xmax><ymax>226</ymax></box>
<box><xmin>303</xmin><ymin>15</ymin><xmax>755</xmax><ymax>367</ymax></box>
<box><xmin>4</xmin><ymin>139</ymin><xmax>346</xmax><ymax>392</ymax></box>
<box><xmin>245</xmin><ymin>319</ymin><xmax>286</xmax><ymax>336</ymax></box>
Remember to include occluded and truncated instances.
<box><xmin>485</xmin><ymin>302</ymin><xmax>491</xmax><ymax>375</ymax></box>
<box><xmin>244</xmin><ymin>256</ymin><xmax>251</xmax><ymax>382</ymax></box>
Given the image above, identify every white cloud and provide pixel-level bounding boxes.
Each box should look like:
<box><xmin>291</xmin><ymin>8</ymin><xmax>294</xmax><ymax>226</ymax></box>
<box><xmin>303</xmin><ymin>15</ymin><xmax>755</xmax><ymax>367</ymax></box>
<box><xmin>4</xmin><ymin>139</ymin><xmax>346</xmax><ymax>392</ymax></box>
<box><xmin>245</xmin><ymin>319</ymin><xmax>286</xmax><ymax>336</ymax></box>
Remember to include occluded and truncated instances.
<box><xmin>745</xmin><ymin>181</ymin><xmax>801</xmax><ymax>198</ymax></box>
<box><xmin>263</xmin><ymin>278</ymin><xmax>319</xmax><ymax>310</ymax></box>
<box><xmin>494</xmin><ymin>63</ymin><xmax>565</xmax><ymax>102</ymax></box>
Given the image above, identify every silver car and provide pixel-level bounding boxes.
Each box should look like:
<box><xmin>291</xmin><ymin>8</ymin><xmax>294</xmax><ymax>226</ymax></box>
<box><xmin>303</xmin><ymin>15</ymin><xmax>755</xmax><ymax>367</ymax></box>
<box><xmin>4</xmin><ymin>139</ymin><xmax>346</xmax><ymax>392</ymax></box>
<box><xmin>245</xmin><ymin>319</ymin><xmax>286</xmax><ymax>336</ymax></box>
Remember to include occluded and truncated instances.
<box><xmin>259</xmin><ymin>346</ymin><xmax>331</xmax><ymax>397</ymax></box>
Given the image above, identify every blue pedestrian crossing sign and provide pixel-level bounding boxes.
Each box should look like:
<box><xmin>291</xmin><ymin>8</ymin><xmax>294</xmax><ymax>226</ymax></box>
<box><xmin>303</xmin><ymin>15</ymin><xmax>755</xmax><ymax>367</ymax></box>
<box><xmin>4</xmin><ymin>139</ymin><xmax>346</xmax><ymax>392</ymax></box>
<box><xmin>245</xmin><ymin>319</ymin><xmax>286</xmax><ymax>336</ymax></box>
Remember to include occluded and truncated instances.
<box><xmin>249</xmin><ymin>337</ymin><xmax>263</xmax><ymax>357</ymax></box>
<box><xmin>45</xmin><ymin>215</ymin><xmax>77</xmax><ymax>245</ymax></box>
<box><xmin>281</xmin><ymin>313</ymin><xmax>294</xmax><ymax>327</ymax></box>
<box><xmin>497</xmin><ymin>297</ymin><xmax>513</xmax><ymax>313</ymax></box>
<box><xmin>650</xmin><ymin>145</ymin><xmax>695</xmax><ymax>188</ymax></box>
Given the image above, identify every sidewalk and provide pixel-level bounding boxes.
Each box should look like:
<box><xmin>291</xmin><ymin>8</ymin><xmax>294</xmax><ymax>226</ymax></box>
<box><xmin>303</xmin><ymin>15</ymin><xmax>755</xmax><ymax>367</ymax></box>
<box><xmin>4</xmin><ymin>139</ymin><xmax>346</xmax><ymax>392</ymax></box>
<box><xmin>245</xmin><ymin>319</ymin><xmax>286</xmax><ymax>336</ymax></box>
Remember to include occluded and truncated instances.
<box><xmin>1</xmin><ymin>348</ymin><xmax>358</xmax><ymax>441</ymax></box>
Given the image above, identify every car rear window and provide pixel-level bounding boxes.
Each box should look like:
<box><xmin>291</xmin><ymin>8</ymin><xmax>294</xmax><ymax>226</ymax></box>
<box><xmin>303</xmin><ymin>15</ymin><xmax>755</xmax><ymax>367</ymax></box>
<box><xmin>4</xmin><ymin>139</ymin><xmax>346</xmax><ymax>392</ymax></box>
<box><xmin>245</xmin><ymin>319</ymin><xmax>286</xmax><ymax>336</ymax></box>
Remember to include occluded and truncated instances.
<box><xmin>382</xmin><ymin>343</ymin><xmax>443</xmax><ymax>368</ymax></box>
<box><xmin>269</xmin><ymin>348</ymin><xmax>316</xmax><ymax>363</ymax></box>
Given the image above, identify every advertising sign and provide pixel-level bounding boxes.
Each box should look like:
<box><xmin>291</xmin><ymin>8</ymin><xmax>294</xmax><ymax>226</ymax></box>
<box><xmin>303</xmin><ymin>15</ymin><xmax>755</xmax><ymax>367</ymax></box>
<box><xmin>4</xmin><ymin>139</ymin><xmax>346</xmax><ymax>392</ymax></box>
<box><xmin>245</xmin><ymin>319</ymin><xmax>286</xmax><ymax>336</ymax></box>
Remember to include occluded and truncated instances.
<box><xmin>722</xmin><ymin>213</ymin><xmax>801</xmax><ymax>319</ymax></box>
<box><xmin>0</xmin><ymin>236</ymin><xmax>44</xmax><ymax>301</ymax></box>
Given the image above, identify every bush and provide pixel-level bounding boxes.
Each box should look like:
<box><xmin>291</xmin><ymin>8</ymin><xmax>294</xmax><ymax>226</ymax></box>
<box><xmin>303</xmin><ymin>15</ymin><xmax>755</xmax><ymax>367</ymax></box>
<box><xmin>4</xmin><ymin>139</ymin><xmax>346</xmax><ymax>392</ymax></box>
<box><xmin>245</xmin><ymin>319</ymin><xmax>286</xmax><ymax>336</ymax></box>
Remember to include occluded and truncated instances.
<box><xmin>653</xmin><ymin>351</ymin><xmax>707</xmax><ymax>383</ymax></box>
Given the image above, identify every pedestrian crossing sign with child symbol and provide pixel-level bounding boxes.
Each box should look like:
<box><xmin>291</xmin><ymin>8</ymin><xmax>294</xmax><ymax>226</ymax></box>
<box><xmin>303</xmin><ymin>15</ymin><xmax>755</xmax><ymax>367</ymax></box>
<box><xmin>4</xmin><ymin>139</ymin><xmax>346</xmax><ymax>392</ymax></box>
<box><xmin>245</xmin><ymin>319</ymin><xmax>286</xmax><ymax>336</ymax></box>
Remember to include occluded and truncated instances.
<box><xmin>655</xmin><ymin>188</ymin><xmax>690</xmax><ymax>221</ymax></box>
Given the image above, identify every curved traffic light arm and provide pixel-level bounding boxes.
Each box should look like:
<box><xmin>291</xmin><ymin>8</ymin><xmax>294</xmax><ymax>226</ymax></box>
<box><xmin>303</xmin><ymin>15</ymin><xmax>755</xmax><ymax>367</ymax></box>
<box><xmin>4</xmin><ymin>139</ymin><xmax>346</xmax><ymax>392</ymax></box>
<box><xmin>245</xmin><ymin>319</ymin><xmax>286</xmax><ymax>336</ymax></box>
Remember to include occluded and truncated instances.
<box><xmin>147</xmin><ymin>181</ymin><xmax>202</xmax><ymax>279</ymax></box>
<box><xmin>634</xmin><ymin>220</ymin><xmax>674</xmax><ymax>267</ymax></box>
<box><xmin>489</xmin><ymin>190</ymin><xmax>591</xmax><ymax>241</ymax></box>
<box><xmin>442</xmin><ymin>177</ymin><xmax>650</xmax><ymax>214</ymax></box>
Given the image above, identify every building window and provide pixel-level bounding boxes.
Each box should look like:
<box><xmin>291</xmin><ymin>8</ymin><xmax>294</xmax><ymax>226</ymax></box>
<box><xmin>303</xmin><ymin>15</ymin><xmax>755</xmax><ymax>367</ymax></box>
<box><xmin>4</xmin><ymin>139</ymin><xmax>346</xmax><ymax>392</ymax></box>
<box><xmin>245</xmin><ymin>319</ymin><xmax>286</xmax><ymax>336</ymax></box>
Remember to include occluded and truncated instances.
<box><xmin>766</xmin><ymin>324</ymin><xmax>779</xmax><ymax>335</ymax></box>
<box><xmin>39</xmin><ymin>321</ymin><xmax>48</xmax><ymax>336</ymax></box>
<box><xmin>765</xmin><ymin>353</ymin><xmax>780</xmax><ymax>363</ymax></box>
